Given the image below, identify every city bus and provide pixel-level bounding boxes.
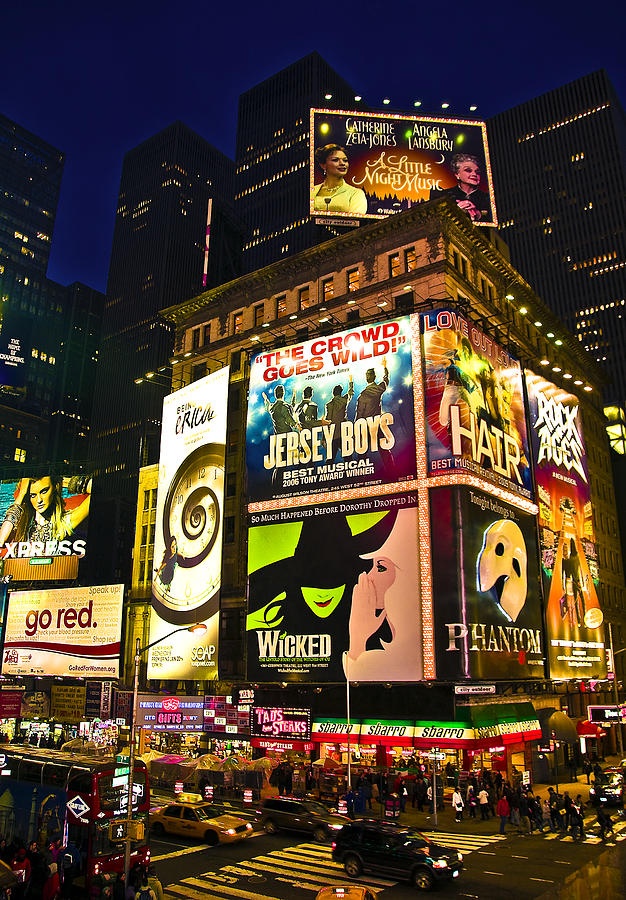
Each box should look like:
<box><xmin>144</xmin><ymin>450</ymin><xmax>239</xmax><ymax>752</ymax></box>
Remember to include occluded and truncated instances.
<box><xmin>0</xmin><ymin>746</ymin><xmax>150</xmax><ymax>889</ymax></box>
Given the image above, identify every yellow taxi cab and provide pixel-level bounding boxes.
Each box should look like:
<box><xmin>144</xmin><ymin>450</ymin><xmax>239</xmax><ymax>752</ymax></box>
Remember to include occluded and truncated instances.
<box><xmin>315</xmin><ymin>888</ymin><xmax>377</xmax><ymax>900</ymax></box>
<box><xmin>149</xmin><ymin>793</ymin><xmax>253</xmax><ymax>846</ymax></box>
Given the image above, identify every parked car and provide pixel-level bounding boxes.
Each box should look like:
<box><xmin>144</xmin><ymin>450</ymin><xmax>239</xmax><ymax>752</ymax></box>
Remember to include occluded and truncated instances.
<box><xmin>149</xmin><ymin>796</ymin><xmax>253</xmax><ymax>845</ymax></box>
<box><xmin>331</xmin><ymin>818</ymin><xmax>463</xmax><ymax>892</ymax></box>
<box><xmin>258</xmin><ymin>796</ymin><xmax>351</xmax><ymax>842</ymax></box>
<box><xmin>589</xmin><ymin>770</ymin><xmax>624</xmax><ymax>807</ymax></box>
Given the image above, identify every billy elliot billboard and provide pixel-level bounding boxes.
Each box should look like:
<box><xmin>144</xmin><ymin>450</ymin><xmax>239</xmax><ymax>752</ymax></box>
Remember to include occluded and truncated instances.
<box><xmin>310</xmin><ymin>108</ymin><xmax>496</xmax><ymax>225</ymax></box>
<box><xmin>0</xmin><ymin>473</ymin><xmax>92</xmax><ymax>581</ymax></box>
<box><xmin>148</xmin><ymin>367</ymin><xmax>230</xmax><ymax>681</ymax></box>
<box><xmin>526</xmin><ymin>372</ymin><xmax>606</xmax><ymax>679</ymax></box>
<box><xmin>421</xmin><ymin>308</ymin><xmax>532</xmax><ymax>499</ymax></box>
<box><xmin>247</xmin><ymin>494</ymin><xmax>421</xmax><ymax>683</ymax></box>
<box><xmin>246</xmin><ymin>316</ymin><xmax>417</xmax><ymax>504</ymax></box>
<box><xmin>431</xmin><ymin>484</ymin><xmax>545</xmax><ymax>681</ymax></box>
<box><xmin>1</xmin><ymin>584</ymin><xmax>124</xmax><ymax>678</ymax></box>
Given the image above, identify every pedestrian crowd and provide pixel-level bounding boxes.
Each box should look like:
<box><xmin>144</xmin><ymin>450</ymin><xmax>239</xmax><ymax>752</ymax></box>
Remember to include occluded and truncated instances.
<box><xmin>0</xmin><ymin>832</ymin><xmax>164</xmax><ymax>900</ymax></box>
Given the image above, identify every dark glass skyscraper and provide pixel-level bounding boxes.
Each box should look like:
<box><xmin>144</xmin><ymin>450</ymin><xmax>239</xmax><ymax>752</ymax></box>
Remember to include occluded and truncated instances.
<box><xmin>488</xmin><ymin>70</ymin><xmax>626</xmax><ymax>405</ymax></box>
<box><xmin>235</xmin><ymin>52</ymin><xmax>359</xmax><ymax>273</ymax></box>
<box><xmin>0</xmin><ymin>113</ymin><xmax>102</xmax><ymax>472</ymax></box>
<box><xmin>88</xmin><ymin>121</ymin><xmax>240</xmax><ymax>582</ymax></box>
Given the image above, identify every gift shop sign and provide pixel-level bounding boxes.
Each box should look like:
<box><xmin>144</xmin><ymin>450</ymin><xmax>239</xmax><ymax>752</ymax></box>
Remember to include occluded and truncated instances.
<box><xmin>136</xmin><ymin>695</ymin><xmax>205</xmax><ymax>732</ymax></box>
<box><xmin>251</xmin><ymin>706</ymin><xmax>311</xmax><ymax>741</ymax></box>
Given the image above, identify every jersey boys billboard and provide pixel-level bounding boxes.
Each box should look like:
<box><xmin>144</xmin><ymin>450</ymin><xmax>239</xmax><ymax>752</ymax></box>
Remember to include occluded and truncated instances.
<box><xmin>246</xmin><ymin>316</ymin><xmax>417</xmax><ymax>504</ymax></box>
<box><xmin>148</xmin><ymin>367</ymin><xmax>229</xmax><ymax>681</ymax></box>
<box><xmin>2</xmin><ymin>584</ymin><xmax>123</xmax><ymax>677</ymax></box>
<box><xmin>247</xmin><ymin>495</ymin><xmax>421</xmax><ymax>683</ymax></box>
<box><xmin>526</xmin><ymin>372</ymin><xmax>606</xmax><ymax>679</ymax></box>
<box><xmin>431</xmin><ymin>485</ymin><xmax>545</xmax><ymax>681</ymax></box>
<box><xmin>310</xmin><ymin>109</ymin><xmax>496</xmax><ymax>225</ymax></box>
<box><xmin>0</xmin><ymin>473</ymin><xmax>92</xmax><ymax>581</ymax></box>
<box><xmin>421</xmin><ymin>309</ymin><xmax>532</xmax><ymax>499</ymax></box>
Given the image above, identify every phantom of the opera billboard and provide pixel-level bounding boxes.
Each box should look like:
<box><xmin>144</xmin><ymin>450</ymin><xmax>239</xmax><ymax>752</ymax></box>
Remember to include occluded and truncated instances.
<box><xmin>526</xmin><ymin>372</ymin><xmax>606</xmax><ymax>679</ymax></box>
<box><xmin>421</xmin><ymin>308</ymin><xmax>532</xmax><ymax>499</ymax></box>
<box><xmin>247</xmin><ymin>494</ymin><xmax>421</xmax><ymax>683</ymax></box>
<box><xmin>1</xmin><ymin>584</ymin><xmax>124</xmax><ymax>677</ymax></box>
<box><xmin>0</xmin><ymin>473</ymin><xmax>93</xmax><ymax>581</ymax></box>
<box><xmin>246</xmin><ymin>316</ymin><xmax>417</xmax><ymax>504</ymax></box>
<box><xmin>148</xmin><ymin>367</ymin><xmax>230</xmax><ymax>681</ymax></box>
<box><xmin>310</xmin><ymin>108</ymin><xmax>496</xmax><ymax>226</ymax></box>
<box><xmin>431</xmin><ymin>485</ymin><xmax>545</xmax><ymax>681</ymax></box>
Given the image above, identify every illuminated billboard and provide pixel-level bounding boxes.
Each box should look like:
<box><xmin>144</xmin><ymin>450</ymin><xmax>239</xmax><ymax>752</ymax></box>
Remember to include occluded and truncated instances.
<box><xmin>247</xmin><ymin>494</ymin><xmax>420</xmax><ymax>683</ymax></box>
<box><xmin>526</xmin><ymin>372</ymin><xmax>606</xmax><ymax>679</ymax></box>
<box><xmin>0</xmin><ymin>308</ymin><xmax>31</xmax><ymax>389</ymax></box>
<box><xmin>310</xmin><ymin>108</ymin><xmax>496</xmax><ymax>225</ymax></box>
<box><xmin>2</xmin><ymin>584</ymin><xmax>124</xmax><ymax>677</ymax></box>
<box><xmin>431</xmin><ymin>484</ymin><xmax>545</xmax><ymax>681</ymax></box>
<box><xmin>246</xmin><ymin>316</ymin><xmax>417</xmax><ymax>504</ymax></box>
<box><xmin>421</xmin><ymin>308</ymin><xmax>531</xmax><ymax>499</ymax></box>
<box><xmin>148</xmin><ymin>367</ymin><xmax>230</xmax><ymax>681</ymax></box>
<box><xmin>0</xmin><ymin>473</ymin><xmax>92</xmax><ymax>581</ymax></box>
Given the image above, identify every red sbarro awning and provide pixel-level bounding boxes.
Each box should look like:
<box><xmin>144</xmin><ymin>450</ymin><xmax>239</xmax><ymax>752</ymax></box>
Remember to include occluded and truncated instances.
<box><xmin>576</xmin><ymin>719</ymin><xmax>607</xmax><ymax>739</ymax></box>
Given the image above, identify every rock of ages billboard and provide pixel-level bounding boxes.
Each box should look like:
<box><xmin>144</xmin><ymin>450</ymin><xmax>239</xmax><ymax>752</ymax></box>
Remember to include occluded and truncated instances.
<box><xmin>246</xmin><ymin>317</ymin><xmax>416</xmax><ymax>503</ymax></box>
<box><xmin>246</xmin><ymin>494</ymin><xmax>421</xmax><ymax>683</ymax></box>
<box><xmin>431</xmin><ymin>485</ymin><xmax>545</xmax><ymax>681</ymax></box>
<box><xmin>526</xmin><ymin>372</ymin><xmax>606</xmax><ymax>679</ymax></box>
<box><xmin>148</xmin><ymin>367</ymin><xmax>230</xmax><ymax>681</ymax></box>
<box><xmin>421</xmin><ymin>308</ymin><xmax>532</xmax><ymax>499</ymax></box>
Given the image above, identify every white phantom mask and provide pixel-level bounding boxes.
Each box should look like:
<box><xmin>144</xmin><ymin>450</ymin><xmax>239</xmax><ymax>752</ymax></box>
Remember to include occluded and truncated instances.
<box><xmin>477</xmin><ymin>519</ymin><xmax>528</xmax><ymax>622</ymax></box>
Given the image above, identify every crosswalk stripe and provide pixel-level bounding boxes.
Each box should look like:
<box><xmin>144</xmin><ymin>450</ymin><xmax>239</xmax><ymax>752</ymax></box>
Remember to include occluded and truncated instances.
<box><xmin>228</xmin><ymin>854</ymin><xmax>395</xmax><ymax>889</ymax></box>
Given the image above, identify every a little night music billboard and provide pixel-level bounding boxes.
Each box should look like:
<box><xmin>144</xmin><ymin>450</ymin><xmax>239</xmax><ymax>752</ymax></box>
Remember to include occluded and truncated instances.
<box><xmin>310</xmin><ymin>108</ymin><xmax>496</xmax><ymax>225</ymax></box>
<box><xmin>246</xmin><ymin>316</ymin><xmax>417</xmax><ymax>504</ymax></box>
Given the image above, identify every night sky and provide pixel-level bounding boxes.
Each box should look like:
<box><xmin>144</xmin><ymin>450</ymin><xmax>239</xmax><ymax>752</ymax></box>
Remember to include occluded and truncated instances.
<box><xmin>4</xmin><ymin>1</ymin><xmax>624</xmax><ymax>295</ymax></box>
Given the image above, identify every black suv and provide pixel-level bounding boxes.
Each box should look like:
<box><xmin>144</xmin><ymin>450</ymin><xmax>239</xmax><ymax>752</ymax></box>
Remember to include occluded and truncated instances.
<box><xmin>331</xmin><ymin>819</ymin><xmax>463</xmax><ymax>892</ymax></box>
<box><xmin>258</xmin><ymin>796</ymin><xmax>351</xmax><ymax>842</ymax></box>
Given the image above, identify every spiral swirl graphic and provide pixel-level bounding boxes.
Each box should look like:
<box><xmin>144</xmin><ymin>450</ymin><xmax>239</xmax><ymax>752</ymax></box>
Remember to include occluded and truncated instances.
<box><xmin>174</xmin><ymin>485</ymin><xmax>220</xmax><ymax>567</ymax></box>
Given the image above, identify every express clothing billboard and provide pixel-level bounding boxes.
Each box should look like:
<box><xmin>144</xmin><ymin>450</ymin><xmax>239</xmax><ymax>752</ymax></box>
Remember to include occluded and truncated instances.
<box><xmin>246</xmin><ymin>316</ymin><xmax>417</xmax><ymax>504</ymax></box>
<box><xmin>526</xmin><ymin>372</ymin><xmax>606</xmax><ymax>679</ymax></box>
<box><xmin>148</xmin><ymin>367</ymin><xmax>229</xmax><ymax>680</ymax></box>
<box><xmin>421</xmin><ymin>308</ymin><xmax>531</xmax><ymax>499</ymax></box>
<box><xmin>310</xmin><ymin>109</ymin><xmax>496</xmax><ymax>225</ymax></box>
<box><xmin>0</xmin><ymin>473</ymin><xmax>92</xmax><ymax>581</ymax></box>
<box><xmin>431</xmin><ymin>485</ymin><xmax>545</xmax><ymax>681</ymax></box>
<box><xmin>1</xmin><ymin>584</ymin><xmax>123</xmax><ymax>677</ymax></box>
<box><xmin>247</xmin><ymin>494</ymin><xmax>421</xmax><ymax>683</ymax></box>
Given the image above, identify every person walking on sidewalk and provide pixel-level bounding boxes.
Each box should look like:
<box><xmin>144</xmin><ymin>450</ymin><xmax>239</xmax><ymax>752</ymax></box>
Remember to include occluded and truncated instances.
<box><xmin>452</xmin><ymin>788</ymin><xmax>464</xmax><ymax>823</ymax></box>
<box><xmin>478</xmin><ymin>787</ymin><xmax>490</xmax><ymax>820</ymax></box>
<box><xmin>496</xmin><ymin>794</ymin><xmax>510</xmax><ymax>834</ymax></box>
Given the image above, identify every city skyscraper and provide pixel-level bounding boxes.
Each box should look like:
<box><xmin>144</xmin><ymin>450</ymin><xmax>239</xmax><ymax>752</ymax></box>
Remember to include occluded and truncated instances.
<box><xmin>235</xmin><ymin>52</ymin><xmax>359</xmax><ymax>273</ymax></box>
<box><xmin>88</xmin><ymin>121</ymin><xmax>240</xmax><ymax>583</ymax></box>
<box><xmin>488</xmin><ymin>70</ymin><xmax>626</xmax><ymax>405</ymax></box>
<box><xmin>0</xmin><ymin>113</ymin><xmax>102</xmax><ymax>472</ymax></box>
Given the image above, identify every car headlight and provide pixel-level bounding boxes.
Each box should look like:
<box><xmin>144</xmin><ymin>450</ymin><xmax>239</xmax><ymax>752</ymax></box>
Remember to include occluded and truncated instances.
<box><xmin>590</xmin><ymin>788</ymin><xmax>596</xmax><ymax>796</ymax></box>
<box><xmin>457</xmin><ymin>852</ymin><xmax>463</xmax><ymax>862</ymax></box>
<box><xmin>245</xmin><ymin>823</ymin><xmax>253</xmax><ymax>830</ymax></box>
<box><xmin>328</xmin><ymin>823</ymin><xmax>343</xmax><ymax>830</ymax></box>
<box><xmin>225</xmin><ymin>828</ymin><xmax>236</xmax><ymax>835</ymax></box>
<box><xmin>433</xmin><ymin>859</ymin><xmax>449</xmax><ymax>869</ymax></box>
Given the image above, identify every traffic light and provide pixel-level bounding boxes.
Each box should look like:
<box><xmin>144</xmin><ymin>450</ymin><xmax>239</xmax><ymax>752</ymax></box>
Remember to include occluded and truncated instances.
<box><xmin>108</xmin><ymin>821</ymin><xmax>127</xmax><ymax>842</ymax></box>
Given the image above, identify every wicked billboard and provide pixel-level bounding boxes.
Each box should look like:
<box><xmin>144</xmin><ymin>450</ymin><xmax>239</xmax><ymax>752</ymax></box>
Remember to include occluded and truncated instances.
<box><xmin>246</xmin><ymin>494</ymin><xmax>421</xmax><ymax>683</ymax></box>
<box><xmin>526</xmin><ymin>372</ymin><xmax>606</xmax><ymax>679</ymax></box>
<box><xmin>431</xmin><ymin>484</ymin><xmax>545</xmax><ymax>681</ymax></box>
<box><xmin>421</xmin><ymin>308</ymin><xmax>531</xmax><ymax>499</ymax></box>
<box><xmin>246</xmin><ymin>316</ymin><xmax>417</xmax><ymax>504</ymax></box>
<box><xmin>0</xmin><ymin>473</ymin><xmax>92</xmax><ymax>581</ymax></box>
<box><xmin>148</xmin><ymin>367</ymin><xmax>229</xmax><ymax>680</ymax></box>
<box><xmin>310</xmin><ymin>109</ymin><xmax>496</xmax><ymax>225</ymax></box>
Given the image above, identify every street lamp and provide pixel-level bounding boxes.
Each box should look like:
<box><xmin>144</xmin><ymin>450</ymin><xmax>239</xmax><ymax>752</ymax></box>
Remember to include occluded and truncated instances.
<box><xmin>123</xmin><ymin>622</ymin><xmax>207</xmax><ymax>884</ymax></box>
<box><xmin>608</xmin><ymin>622</ymin><xmax>625</xmax><ymax>757</ymax></box>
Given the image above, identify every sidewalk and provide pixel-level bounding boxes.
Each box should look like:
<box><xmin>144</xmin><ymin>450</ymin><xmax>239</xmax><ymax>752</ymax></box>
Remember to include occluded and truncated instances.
<box><xmin>359</xmin><ymin>754</ymin><xmax>623</xmax><ymax>837</ymax></box>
